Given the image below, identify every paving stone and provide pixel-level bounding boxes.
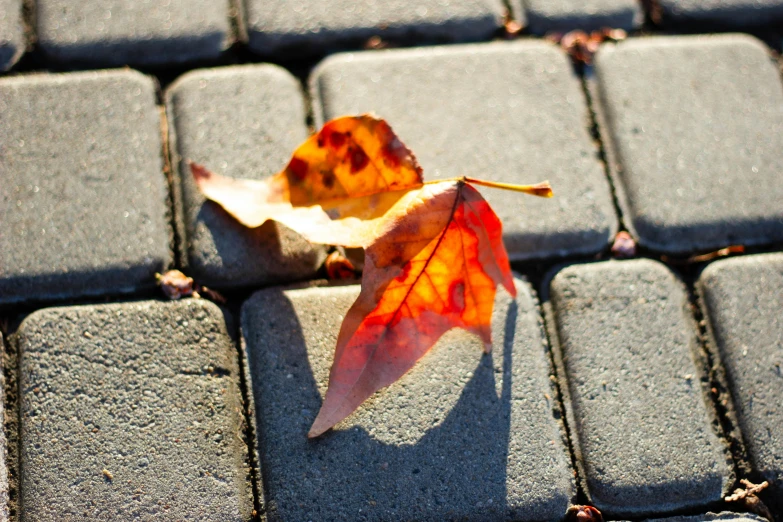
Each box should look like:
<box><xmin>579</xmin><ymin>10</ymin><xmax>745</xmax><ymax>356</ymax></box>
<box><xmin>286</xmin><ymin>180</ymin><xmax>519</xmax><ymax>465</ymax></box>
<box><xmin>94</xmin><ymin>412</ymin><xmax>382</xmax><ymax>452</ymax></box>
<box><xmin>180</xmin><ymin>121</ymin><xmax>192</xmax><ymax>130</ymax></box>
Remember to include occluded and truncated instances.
<box><xmin>592</xmin><ymin>34</ymin><xmax>783</xmax><ymax>255</ymax></box>
<box><xmin>36</xmin><ymin>0</ymin><xmax>232</xmax><ymax>66</ymax></box>
<box><xmin>546</xmin><ymin>259</ymin><xmax>731</xmax><ymax>516</ymax></box>
<box><xmin>17</xmin><ymin>299</ymin><xmax>254</xmax><ymax>521</ymax></box>
<box><xmin>245</xmin><ymin>0</ymin><xmax>504</xmax><ymax>57</ymax></box>
<box><xmin>241</xmin><ymin>281</ymin><xmax>575</xmax><ymax>521</ymax></box>
<box><xmin>0</xmin><ymin>333</ymin><xmax>8</xmax><ymax>520</ymax></box>
<box><xmin>0</xmin><ymin>0</ymin><xmax>24</xmax><ymax>70</ymax></box>
<box><xmin>166</xmin><ymin>65</ymin><xmax>325</xmax><ymax>289</ymax></box>
<box><xmin>698</xmin><ymin>253</ymin><xmax>783</xmax><ymax>507</ymax></box>
<box><xmin>516</xmin><ymin>0</ymin><xmax>643</xmax><ymax>35</ymax></box>
<box><xmin>0</xmin><ymin>70</ymin><xmax>172</xmax><ymax>306</ymax></box>
<box><xmin>312</xmin><ymin>41</ymin><xmax>618</xmax><ymax>262</ymax></box>
<box><xmin>657</xmin><ymin>0</ymin><xmax>783</xmax><ymax>29</ymax></box>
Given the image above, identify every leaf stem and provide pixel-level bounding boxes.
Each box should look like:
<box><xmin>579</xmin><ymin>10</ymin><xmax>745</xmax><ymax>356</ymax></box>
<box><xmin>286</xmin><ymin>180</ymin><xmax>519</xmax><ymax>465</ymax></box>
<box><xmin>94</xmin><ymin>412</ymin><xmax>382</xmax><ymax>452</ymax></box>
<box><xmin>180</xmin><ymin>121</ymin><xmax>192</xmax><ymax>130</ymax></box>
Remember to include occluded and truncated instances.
<box><xmin>424</xmin><ymin>177</ymin><xmax>553</xmax><ymax>197</ymax></box>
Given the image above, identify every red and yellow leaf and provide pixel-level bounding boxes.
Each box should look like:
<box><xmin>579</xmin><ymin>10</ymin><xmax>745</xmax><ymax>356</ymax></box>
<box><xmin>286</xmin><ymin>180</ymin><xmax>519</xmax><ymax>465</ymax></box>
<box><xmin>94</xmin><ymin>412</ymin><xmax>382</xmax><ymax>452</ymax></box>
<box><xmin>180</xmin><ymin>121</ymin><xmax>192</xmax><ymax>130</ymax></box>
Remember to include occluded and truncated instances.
<box><xmin>308</xmin><ymin>181</ymin><xmax>516</xmax><ymax>437</ymax></box>
<box><xmin>191</xmin><ymin>114</ymin><xmax>424</xmax><ymax>247</ymax></box>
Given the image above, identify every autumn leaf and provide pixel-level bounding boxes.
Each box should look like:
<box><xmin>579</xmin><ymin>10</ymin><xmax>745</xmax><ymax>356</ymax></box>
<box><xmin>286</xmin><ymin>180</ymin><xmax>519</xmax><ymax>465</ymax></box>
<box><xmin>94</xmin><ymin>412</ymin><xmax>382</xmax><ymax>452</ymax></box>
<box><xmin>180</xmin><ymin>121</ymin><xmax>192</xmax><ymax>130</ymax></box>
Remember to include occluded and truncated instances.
<box><xmin>191</xmin><ymin>114</ymin><xmax>424</xmax><ymax>248</ymax></box>
<box><xmin>308</xmin><ymin>180</ymin><xmax>538</xmax><ymax>437</ymax></box>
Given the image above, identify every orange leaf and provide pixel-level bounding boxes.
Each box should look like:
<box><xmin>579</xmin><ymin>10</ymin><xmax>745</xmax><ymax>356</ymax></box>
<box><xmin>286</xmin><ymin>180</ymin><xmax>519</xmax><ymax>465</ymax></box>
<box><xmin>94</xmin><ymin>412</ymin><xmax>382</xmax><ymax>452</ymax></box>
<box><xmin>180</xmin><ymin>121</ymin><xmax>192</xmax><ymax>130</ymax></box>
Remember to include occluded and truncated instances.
<box><xmin>191</xmin><ymin>114</ymin><xmax>423</xmax><ymax>247</ymax></box>
<box><xmin>308</xmin><ymin>180</ymin><xmax>516</xmax><ymax>437</ymax></box>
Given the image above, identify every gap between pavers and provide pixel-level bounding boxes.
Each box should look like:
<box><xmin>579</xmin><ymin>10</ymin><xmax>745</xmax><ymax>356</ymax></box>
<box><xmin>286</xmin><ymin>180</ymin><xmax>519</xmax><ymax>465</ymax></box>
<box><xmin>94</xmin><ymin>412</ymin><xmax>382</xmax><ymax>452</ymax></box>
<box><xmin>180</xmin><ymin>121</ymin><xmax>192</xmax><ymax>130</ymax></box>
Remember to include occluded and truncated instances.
<box><xmin>0</xmin><ymin>0</ymin><xmax>24</xmax><ymax>71</ymax></box>
<box><xmin>0</xmin><ymin>332</ymin><xmax>9</xmax><ymax>521</ymax></box>
<box><xmin>15</xmin><ymin>299</ymin><xmax>254</xmax><ymax>521</ymax></box>
<box><xmin>35</xmin><ymin>0</ymin><xmax>233</xmax><ymax>66</ymax></box>
<box><xmin>590</xmin><ymin>34</ymin><xmax>783</xmax><ymax>255</ymax></box>
<box><xmin>543</xmin><ymin>258</ymin><xmax>733</xmax><ymax>517</ymax></box>
<box><xmin>244</xmin><ymin>0</ymin><xmax>505</xmax><ymax>57</ymax></box>
<box><xmin>166</xmin><ymin>64</ymin><xmax>326</xmax><ymax>290</ymax></box>
<box><xmin>241</xmin><ymin>280</ymin><xmax>575</xmax><ymax>521</ymax></box>
<box><xmin>310</xmin><ymin>40</ymin><xmax>618</xmax><ymax>263</ymax></box>
<box><xmin>697</xmin><ymin>253</ymin><xmax>783</xmax><ymax>513</ymax></box>
<box><xmin>0</xmin><ymin>69</ymin><xmax>173</xmax><ymax>307</ymax></box>
<box><xmin>513</xmin><ymin>0</ymin><xmax>643</xmax><ymax>35</ymax></box>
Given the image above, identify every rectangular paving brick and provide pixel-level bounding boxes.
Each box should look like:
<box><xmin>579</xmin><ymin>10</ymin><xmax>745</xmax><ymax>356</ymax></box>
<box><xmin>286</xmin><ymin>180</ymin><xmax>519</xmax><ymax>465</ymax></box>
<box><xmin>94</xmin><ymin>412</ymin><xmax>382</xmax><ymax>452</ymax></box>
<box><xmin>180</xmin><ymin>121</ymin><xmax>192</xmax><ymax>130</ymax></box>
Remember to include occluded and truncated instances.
<box><xmin>36</xmin><ymin>0</ymin><xmax>232</xmax><ymax>66</ymax></box>
<box><xmin>241</xmin><ymin>281</ymin><xmax>575</xmax><ymax>521</ymax></box>
<box><xmin>545</xmin><ymin>259</ymin><xmax>731</xmax><ymax>516</ymax></box>
<box><xmin>516</xmin><ymin>0</ymin><xmax>642</xmax><ymax>34</ymax></box>
<box><xmin>657</xmin><ymin>0</ymin><xmax>783</xmax><ymax>28</ymax></box>
<box><xmin>166</xmin><ymin>65</ymin><xmax>325</xmax><ymax>289</ymax></box>
<box><xmin>592</xmin><ymin>34</ymin><xmax>783</xmax><ymax>254</ymax></box>
<box><xmin>245</xmin><ymin>0</ymin><xmax>504</xmax><ymax>56</ymax></box>
<box><xmin>311</xmin><ymin>41</ymin><xmax>618</xmax><ymax>262</ymax></box>
<box><xmin>17</xmin><ymin>299</ymin><xmax>253</xmax><ymax>521</ymax></box>
<box><xmin>698</xmin><ymin>253</ymin><xmax>783</xmax><ymax>510</ymax></box>
<box><xmin>0</xmin><ymin>70</ymin><xmax>172</xmax><ymax>306</ymax></box>
<box><xmin>0</xmin><ymin>0</ymin><xmax>24</xmax><ymax>70</ymax></box>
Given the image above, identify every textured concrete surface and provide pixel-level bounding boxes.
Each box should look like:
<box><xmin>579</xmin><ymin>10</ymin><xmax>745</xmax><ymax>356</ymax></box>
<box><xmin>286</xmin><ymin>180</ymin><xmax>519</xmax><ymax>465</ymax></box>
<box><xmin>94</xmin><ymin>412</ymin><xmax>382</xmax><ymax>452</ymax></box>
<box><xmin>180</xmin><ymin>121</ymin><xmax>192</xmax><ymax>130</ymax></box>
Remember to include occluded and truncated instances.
<box><xmin>36</xmin><ymin>0</ymin><xmax>232</xmax><ymax>66</ymax></box>
<box><xmin>17</xmin><ymin>299</ymin><xmax>253</xmax><ymax>521</ymax></box>
<box><xmin>0</xmin><ymin>333</ymin><xmax>8</xmax><ymax>521</ymax></box>
<box><xmin>312</xmin><ymin>41</ymin><xmax>618</xmax><ymax>262</ymax></box>
<box><xmin>517</xmin><ymin>0</ymin><xmax>642</xmax><ymax>34</ymax></box>
<box><xmin>242</xmin><ymin>281</ymin><xmax>575</xmax><ymax>521</ymax></box>
<box><xmin>657</xmin><ymin>0</ymin><xmax>783</xmax><ymax>28</ymax></box>
<box><xmin>698</xmin><ymin>253</ymin><xmax>783</xmax><ymax>508</ymax></box>
<box><xmin>0</xmin><ymin>70</ymin><xmax>172</xmax><ymax>306</ymax></box>
<box><xmin>593</xmin><ymin>34</ymin><xmax>783</xmax><ymax>254</ymax></box>
<box><xmin>246</xmin><ymin>0</ymin><xmax>504</xmax><ymax>56</ymax></box>
<box><xmin>0</xmin><ymin>0</ymin><xmax>24</xmax><ymax>70</ymax></box>
<box><xmin>546</xmin><ymin>259</ymin><xmax>731</xmax><ymax>516</ymax></box>
<box><xmin>627</xmin><ymin>513</ymin><xmax>770</xmax><ymax>522</ymax></box>
<box><xmin>166</xmin><ymin>65</ymin><xmax>325</xmax><ymax>289</ymax></box>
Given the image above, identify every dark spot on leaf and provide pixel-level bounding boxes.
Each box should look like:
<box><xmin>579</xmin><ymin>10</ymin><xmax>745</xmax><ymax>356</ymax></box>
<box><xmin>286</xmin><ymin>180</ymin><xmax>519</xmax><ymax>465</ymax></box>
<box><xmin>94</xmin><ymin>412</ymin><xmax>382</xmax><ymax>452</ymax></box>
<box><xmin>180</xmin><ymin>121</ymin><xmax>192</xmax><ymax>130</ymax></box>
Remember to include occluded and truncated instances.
<box><xmin>349</xmin><ymin>145</ymin><xmax>369</xmax><ymax>173</ymax></box>
<box><xmin>287</xmin><ymin>157</ymin><xmax>309</xmax><ymax>182</ymax></box>
<box><xmin>322</xmin><ymin>170</ymin><xmax>336</xmax><ymax>189</ymax></box>
<box><xmin>329</xmin><ymin>131</ymin><xmax>347</xmax><ymax>148</ymax></box>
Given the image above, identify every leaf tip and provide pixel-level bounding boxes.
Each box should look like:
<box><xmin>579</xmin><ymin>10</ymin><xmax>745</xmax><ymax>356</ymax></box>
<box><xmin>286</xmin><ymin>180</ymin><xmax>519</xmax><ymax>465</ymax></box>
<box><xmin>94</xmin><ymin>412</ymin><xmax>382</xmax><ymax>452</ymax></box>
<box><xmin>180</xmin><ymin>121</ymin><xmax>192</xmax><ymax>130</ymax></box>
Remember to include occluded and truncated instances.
<box><xmin>528</xmin><ymin>181</ymin><xmax>553</xmax><ymax>198</ymax></box>
<box><xmin>189</xmin><ymin>161</ymin><xmax>212</xmax><ymax>184</ymax></box>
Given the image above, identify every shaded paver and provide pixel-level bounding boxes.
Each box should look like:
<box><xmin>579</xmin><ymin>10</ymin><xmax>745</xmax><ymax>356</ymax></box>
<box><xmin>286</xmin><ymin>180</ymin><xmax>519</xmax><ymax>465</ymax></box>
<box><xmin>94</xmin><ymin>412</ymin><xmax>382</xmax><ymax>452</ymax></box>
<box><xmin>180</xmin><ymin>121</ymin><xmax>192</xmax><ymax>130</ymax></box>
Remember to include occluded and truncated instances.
<box><xmin>516</xmin><ymin>0</ymin><xmax>642</xmax><ymax>35</ymax></box>
<box><xmin>698</xmin><ymin>253</ymin><xmax>783</xmax><ymax>508</ymax></box>
<box><xmin>592</xmin><ymin>34</ymin><xmax>783</xmax><ymax>254</ymax></box>
<box><xmin>657</xmin><ymin>0</ymin><xmax>783</xmax><ymax>29</ymax></box>
<box><xmin>17</xmin><ymin>299</ymin><xmax>253</xmax><ymax>521</ymax></box>
<box><xmin>166</xmin><ymin>65</ymin><xmax>325</xmax><ymax>289</ymax></box>
<box><xmin>0</xmin><ymin>70</ymin><xmax>171</xmax><ymax>306</ymax></box>
<box><xmin>546</xmin><ymin>259</ymin><xmax>731</xmax><ymax>516</ymax></box>
<box><xmin>36</xmin><ymin>0</ymin><xmax>232</xmax><ymax>66</ymax></box>
<box><xmin>312</xmin><ymin>41</ymin><xmax>618</xmax><ymax>262</ymax></box>
<box><xmin>0</xmin><ymin>0</ymin><xmax>24</xmax><ymax>70</ymax></box>
<box><xmin>245</xmin><ymin>0</ymin><xmax>504</xmax><ymax>57</ymax></box>
<box><xmin>242</xmin><ymin>281</ymin><xmax>575</xmax><ymax>521</ymax></box>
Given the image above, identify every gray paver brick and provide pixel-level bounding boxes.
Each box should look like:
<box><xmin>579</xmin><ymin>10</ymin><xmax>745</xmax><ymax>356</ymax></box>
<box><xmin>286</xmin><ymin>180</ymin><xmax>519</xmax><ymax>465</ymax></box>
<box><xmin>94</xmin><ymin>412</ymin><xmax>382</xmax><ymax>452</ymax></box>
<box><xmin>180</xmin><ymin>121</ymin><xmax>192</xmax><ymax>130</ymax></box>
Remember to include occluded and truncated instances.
<box><xmin>17</xmin><ymin>299</ymin><xmax>253</xmax><ymax>521</ymax></box>
<box><xmin>657</xmin><ymin>0</ymin><xmax>783</xmax><ymax>28</ymax></box>
<box><xmin>312</xmin><ymin>41</ymin><xmax>618</xmax><ymax>262</ymax></box>
<box><xmin>246</xmin><ymin>0</ymin><xmax>504</xmax><ymax>56</ymax></box>
<box><xmin>593</xmin><ymin>34</ymin><xmax>783</xmax><ymax>254</ymax></box>
<box><xmin>36</xmin><ymin>0</ymin><xmax>231</xmax><ymax>66</ymax></box>
<box><xmin>242</xmin><ymin>281</ymin><xmax>575</xmax><ymax>521</ymax></box>
<box><xmin>0</xmin><ymin>0</ymin><xmax>24</xmax><ymax>70</ymax></box>
<box><xmin>698</xmin><ymin>253</ymin><xmax>783</xmax><ymax>507</ymax></box>
<box><xmin>516</xmin><ymin>0</ymin><xmax>643</xmax><ymax>35</ymax></box>
<box><xmin>0</xmin><ymin>70</ymin><xmax>172</xmax><ymax>306</ymax></box>
<box><xmin>546</xmin><ymin>259</ymin><xmax>731</xmax><ymax>516</ymax></box>
<box><xmin>166</xmin><ymin>65</ymin><xmax>325</xmax><ymax>289</ymax></box>
<box><xmin>0</xmin><ymin>333</ymin><xmax>8</xmax><ymax>520</ymax></box>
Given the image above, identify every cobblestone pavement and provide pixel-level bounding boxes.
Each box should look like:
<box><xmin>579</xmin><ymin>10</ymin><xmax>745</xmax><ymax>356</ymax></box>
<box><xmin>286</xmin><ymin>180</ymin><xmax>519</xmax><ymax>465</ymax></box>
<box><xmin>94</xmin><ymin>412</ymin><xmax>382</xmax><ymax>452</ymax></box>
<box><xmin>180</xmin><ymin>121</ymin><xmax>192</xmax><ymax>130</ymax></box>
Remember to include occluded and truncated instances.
<box><xmin>1</xmin><ymin>1</ymin><xmax>782</xmax><ymax>521</ymax></box>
